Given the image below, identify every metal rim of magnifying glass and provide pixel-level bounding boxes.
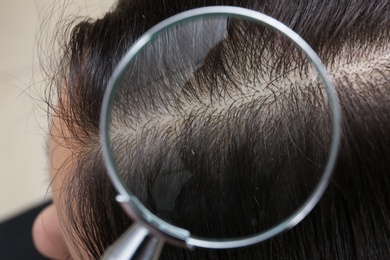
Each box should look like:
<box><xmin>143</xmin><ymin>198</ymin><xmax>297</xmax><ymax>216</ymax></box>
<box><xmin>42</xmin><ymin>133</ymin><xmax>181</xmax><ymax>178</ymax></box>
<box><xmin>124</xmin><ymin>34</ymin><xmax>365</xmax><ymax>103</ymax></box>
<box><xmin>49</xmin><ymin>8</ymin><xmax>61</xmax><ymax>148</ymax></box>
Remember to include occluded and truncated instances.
<box><xmin>100</xmin><ymin>6</ymin><xmax>341</xmax><ymax>249</ymax></box>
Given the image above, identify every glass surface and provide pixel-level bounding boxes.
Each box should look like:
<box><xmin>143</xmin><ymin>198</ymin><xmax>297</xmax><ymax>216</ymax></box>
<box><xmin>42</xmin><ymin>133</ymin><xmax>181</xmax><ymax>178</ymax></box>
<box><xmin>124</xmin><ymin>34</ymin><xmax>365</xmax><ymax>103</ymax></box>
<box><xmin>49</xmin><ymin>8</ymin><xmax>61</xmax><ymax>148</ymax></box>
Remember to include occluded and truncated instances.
<box><xmin>102</xmin><ymin>9</ymin><xmax>339</xmax><ymax>245</ymax></box>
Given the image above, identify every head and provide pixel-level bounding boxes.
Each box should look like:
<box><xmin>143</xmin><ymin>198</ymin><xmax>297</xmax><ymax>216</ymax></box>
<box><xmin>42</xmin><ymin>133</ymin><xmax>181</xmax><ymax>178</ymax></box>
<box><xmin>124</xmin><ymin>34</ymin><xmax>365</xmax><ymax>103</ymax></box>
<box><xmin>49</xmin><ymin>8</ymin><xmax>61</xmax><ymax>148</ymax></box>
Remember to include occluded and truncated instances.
<box><xmin>33</xmin><ymin>0</ymin><xmax>390</xmax><ymax>259</ymax></box>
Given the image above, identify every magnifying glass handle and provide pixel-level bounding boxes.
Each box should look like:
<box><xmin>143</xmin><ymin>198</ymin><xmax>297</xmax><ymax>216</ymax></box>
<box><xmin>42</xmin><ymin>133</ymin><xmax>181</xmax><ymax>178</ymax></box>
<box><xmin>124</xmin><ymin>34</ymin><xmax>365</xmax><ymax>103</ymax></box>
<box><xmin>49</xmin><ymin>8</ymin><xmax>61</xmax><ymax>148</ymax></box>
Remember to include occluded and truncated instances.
<box><xmin>101</xmin><ymin>223</ymin><xmax>164</xmax><ymax>260</ymax></box>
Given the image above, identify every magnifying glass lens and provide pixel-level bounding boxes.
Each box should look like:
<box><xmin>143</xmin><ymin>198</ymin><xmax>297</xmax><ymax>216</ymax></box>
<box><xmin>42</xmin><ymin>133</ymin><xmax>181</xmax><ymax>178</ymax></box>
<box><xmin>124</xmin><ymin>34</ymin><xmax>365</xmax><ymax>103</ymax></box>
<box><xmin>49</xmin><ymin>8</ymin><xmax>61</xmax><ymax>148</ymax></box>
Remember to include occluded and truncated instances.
<box><xmin>106</xmin><ymin>14</ymin><xmax>334</xmax><ymax>241</ymax></box>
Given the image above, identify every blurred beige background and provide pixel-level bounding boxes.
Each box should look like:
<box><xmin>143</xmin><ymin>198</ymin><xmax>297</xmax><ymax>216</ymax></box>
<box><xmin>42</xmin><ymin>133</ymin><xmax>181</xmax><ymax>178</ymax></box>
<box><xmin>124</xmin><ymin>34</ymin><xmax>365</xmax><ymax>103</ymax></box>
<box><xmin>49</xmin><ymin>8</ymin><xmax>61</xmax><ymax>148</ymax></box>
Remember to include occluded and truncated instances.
<box><xmin>0</xmin><ymin>0</ymin><xmax>115</xmax><ymax>222</ymax></box>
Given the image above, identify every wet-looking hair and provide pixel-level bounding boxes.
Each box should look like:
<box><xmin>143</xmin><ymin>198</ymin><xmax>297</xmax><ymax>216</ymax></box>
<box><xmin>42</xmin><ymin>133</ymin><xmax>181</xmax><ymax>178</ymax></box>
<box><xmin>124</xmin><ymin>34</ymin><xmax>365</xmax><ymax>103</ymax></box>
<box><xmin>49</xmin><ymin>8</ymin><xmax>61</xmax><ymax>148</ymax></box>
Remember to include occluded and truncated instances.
<box><xmin>47</xmin><ymin>0</ymin><xmax>390</xmax><ymax>259</ymax></box>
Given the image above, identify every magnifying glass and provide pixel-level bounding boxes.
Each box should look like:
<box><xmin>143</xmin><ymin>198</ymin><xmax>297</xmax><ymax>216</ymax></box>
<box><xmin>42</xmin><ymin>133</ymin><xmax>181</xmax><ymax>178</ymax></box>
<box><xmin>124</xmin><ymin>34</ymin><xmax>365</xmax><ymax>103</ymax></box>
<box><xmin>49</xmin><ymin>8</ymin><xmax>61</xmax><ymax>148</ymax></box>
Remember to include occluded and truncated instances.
<box><xmin>100</xmin><ymin>6</ymin><xmax>341</xmax><ymax>260</ymax></box>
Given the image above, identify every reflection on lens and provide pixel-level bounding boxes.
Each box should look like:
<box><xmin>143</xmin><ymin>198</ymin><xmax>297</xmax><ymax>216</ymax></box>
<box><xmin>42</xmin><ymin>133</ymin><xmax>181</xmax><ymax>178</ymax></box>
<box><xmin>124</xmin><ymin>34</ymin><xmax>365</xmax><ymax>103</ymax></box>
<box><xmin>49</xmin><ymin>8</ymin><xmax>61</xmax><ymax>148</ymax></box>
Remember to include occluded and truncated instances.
<box><xmin>106</xmin><ymin>14</ymin><xmax>334</xmax><ymax>241</ymax></box>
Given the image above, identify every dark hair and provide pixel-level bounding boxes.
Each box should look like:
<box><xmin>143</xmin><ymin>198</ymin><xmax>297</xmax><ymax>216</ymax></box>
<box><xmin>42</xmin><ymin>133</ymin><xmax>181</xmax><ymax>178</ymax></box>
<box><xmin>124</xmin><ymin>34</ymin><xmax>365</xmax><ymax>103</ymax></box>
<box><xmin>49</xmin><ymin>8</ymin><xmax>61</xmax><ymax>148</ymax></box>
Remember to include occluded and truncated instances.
<box><xmin>47</xmin><ymin>0</ymin><xmax>390</xmax><ymax>259</ymax></box>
